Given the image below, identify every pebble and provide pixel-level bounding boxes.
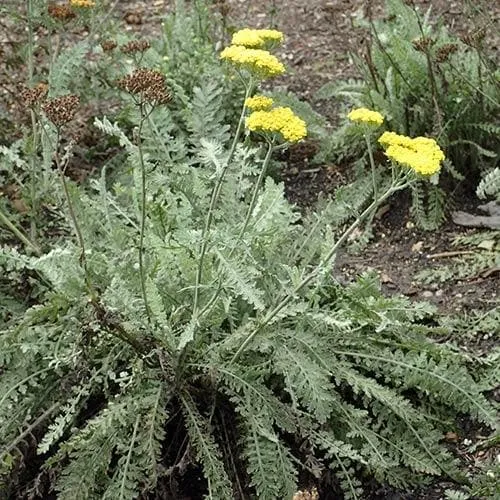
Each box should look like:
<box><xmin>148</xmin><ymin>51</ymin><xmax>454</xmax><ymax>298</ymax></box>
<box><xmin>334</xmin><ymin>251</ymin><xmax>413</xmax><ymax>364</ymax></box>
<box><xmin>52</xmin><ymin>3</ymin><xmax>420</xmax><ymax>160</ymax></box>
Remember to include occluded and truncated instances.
<box><xmin>422</xmin><ymin>291</ymin><xmax>433</xmax><ymax>298</ymax></box>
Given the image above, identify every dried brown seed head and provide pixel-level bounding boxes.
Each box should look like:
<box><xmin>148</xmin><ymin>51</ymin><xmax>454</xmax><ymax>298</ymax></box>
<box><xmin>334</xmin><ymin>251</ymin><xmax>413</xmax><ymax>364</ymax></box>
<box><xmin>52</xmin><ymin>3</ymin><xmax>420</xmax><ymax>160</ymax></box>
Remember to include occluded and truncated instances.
<box><xmin>42</xmin><ymin>94</ymin><xmax>80</xmax><ymax>127</ymax></box>
<box><xmin>48</xmin><ymin>2</ymin><xmax>76</xmax><ymax>21</ymax></box>
<box><xmin>412</xmin><ymin>36</ymin><xmax>434</xmax><ymax>52</ymax></box>
<box><xmin>21</xmin><ymin>83</ymin><xmax>49</xmax><ymax>108</ymax></box>
<box><xmin>213</xmin><ymin>0</ymin><xmax>230</xmax><ymax>17</ymax></box>
<box><xmin>101</xmin><ymin>40</ymin><xmax>118</xmax><ymax>52</ymax></box>
<box><xmin>435</xmin><ymin>43</ymin><xmax>459</xmax><ymax>63</ymax></box>
<box><xmin>461</xmin><ymin>28</ymin><xmax>486</xmax><ymax>48</ymax></box>
<box><xmin>120</xmin><ymin>40</ymin><xmax>151</xmax><ymax>54</ymax></box>
<box><xmin>116</xmin><ymin>69</ymin><xmax>172</xmax><ymax>105</ymax></box>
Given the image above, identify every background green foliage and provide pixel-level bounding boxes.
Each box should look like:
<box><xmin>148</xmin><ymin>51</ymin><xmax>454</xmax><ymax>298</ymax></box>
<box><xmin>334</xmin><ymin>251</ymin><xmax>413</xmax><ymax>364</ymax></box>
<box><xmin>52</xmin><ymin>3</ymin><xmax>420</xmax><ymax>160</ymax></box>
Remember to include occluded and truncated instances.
<box><xmin>317</xmin><ymin>0</ymin><xmax>500</xmax><ymax>229</ymax></box>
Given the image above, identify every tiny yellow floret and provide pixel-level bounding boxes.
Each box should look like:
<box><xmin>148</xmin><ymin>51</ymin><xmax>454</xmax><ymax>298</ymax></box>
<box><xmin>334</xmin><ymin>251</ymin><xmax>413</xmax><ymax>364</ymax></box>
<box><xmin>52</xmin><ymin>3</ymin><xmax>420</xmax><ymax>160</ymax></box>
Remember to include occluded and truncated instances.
<box><xmin>231</xmin><ymin>28</ymin><xmax>284</xmax><ymax>49</ymax></box>
<box><xmin>244</xmin><ymin>95</ymin><xmax>274</xmax><ymax>111</ymax></box>
<box><xmin>70</xmin><ymin>0</ymin><xmax>95</xmax><ymax>7</ymax></box>
<box><xmin>347</xmin><ymin>107</ymin><xmax>384</xmax><ymax>126</ymax></box>
<box><xmin>246</xmin><ymin>107</ymin><xmax>307</xmax><ymax>143</ymax></box>
<box><xmin>220</xmin><ymin>45</ymin><xmax>285</xmax><ymax>79</ymax></box>
<box><xmin>378</xmin><ymin>131</ymin><xmax>445</xmax><ymax>176</ymax></box>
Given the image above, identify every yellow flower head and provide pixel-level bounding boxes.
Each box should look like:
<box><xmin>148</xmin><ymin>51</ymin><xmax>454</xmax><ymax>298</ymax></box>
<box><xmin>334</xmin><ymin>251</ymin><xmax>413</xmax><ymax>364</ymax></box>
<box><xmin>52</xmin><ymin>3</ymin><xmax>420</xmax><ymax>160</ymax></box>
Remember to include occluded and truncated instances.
<box><xmin>347</xmin><ymin>107</ymin><xmax>384</xmax><ymax>126</ymax></box>
<box><xmin>245</xmin><ymin>95</ymin><xmax>274</xmax><ymax>111</ymax></box>
<box><xmin>378</xmin><ymin>131</ymin><xmax>445</xmax><ymax>176</ymax></box>
<box><xmin>220</xmin><ymin>45</ymin><xmax>285</xmax><ymax>79</ymax></box>
<box><xmin>246</xmin><ymin>107</ymin><xmax>307</xmax><ymax>143</ymax></box>
<box><xmin>70</xmin><ymin>0</ymin><xmax>95</xmax><ymax>6</ymax></box>
<box><xmin>231</xmin><ymin>28</ymin><xmax>284</xmax><ymax>49</ymax></box>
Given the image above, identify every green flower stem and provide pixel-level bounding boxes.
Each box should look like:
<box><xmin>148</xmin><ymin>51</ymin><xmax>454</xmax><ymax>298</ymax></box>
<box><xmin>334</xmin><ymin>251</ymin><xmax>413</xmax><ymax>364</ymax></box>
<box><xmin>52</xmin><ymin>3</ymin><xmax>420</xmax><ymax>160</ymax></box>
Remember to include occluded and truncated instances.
<box><xmin>137</xmin><ymin>104</ymin><xmax>152</xmax><ymax>324</ymax></box>
<box><xmin>364</xmin><ymin>132</ymin><xmax>378</xmax><ymax>201</ymax></box>
<box><xmin>0</xmin><ymin>208</ymin><xmax>41</xmax><ymax>255</ymax></box>
<box><xmin>55</xmin><ymin>140</ymin><xmax>96</xmax><ymax>301</ymax></box>
<box><xmin>196</xmin><ymin>140</ymin><xmax>275</xmax><ymax>321</ymax></box>
<box><xmin>234</xmin><ymin>140</ymin><xmax>274</xmax><ymax>250</ymax></box>
<box><xmin>27</xmin><ymin>0</ymin><xmax>38</xmax><ymax>242</ymax></box>
<box><xmin>192</xmin><ymin>82</ymin><xmax>254</xmax><ymax>317</ymax></box>
<box><xmin>229</xmin><ymin>176</ymin><xmax>411</xmax><ymax>364</ymax></box>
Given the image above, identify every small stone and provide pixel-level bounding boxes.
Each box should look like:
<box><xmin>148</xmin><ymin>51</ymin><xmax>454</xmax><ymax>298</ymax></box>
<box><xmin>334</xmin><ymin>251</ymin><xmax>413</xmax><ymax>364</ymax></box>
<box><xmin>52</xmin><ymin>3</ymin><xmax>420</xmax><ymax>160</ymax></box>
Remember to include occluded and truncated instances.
<box><xmin>422</xmin><ymin>291</ymin><xmax>433</xmax><ymax>298</ymax></box>
<box><xmin>411</xmin><ymin>241</ymin><xmax>424</xmax><ymax>253</ymax></box>
<box><xmin>435</xmin><ymin>289</ymin><xmax>444</xmax><ymax>297</ymax></box>
<box><xmin>406</xmin><ymin>221</ymin><xmax>415</xmax><ymax>229</ymax></box>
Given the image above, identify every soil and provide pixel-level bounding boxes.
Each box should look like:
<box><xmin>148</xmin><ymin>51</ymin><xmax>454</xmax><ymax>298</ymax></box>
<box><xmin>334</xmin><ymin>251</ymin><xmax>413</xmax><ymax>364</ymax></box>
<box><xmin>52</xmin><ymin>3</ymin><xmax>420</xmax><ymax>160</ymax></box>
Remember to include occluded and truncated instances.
<box><xmin>1</xmin><ymin>0</ymin><xmax>498</xmax><ymax>499</ymax></box>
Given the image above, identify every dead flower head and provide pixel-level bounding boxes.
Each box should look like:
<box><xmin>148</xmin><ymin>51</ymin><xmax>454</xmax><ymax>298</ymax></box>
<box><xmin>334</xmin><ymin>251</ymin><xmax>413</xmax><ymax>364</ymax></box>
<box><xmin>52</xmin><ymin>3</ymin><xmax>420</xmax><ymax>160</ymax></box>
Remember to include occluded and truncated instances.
<box><xmin>48</xmin><ymin>2</ymin><xmax>76</xmax><ymax>21</ymax></box>
<box><xmin>120</xmin><ymin>40</ymin><xmax>151</xmax><ymax>55</ymax></box>
<box><xmin>462</xmin><ymin>28</ymin><xmax>486</xmax><ymax>48</ymax></box>
<box><xmin>101</xmin><ymin>40</ymin><xmax>118</xmax><ymax>52</ymax></box>
<box><xmin>42</xmin><ymin>95</ymin><xmax>80</xmax><ymax>127</ymax></box>
<box><xmin>116</xmin><ymin>69</ymin><xmax>172</xmax><ymax>106</ymax></box>
<box><xmin>435</xmin><ymin>43</ymin><xmax>459</xmax><ymax>63</ymax></box>
<box><xmin>412</xmin><ymin>36</ymin><xmax>434</xmax><ymax>52</ymax></box>
<box><xmin>21</xmin><ymin>83</ymin><xmax>49</xmax><ymax>108</ymax></box>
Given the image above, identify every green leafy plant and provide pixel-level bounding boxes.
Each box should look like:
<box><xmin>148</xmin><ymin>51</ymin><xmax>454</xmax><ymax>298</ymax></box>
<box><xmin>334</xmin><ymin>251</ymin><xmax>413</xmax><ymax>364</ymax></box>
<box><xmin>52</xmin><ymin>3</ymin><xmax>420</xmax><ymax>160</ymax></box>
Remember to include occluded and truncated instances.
<box><xmin>0</xmin><ymin>4</ymin><xmax>498</xmax><ymax>500</ymax></box>
<box><xmin>317</xmin><ymin>0</ymin><xmax>500</xmax><ymax>229</ymax></box>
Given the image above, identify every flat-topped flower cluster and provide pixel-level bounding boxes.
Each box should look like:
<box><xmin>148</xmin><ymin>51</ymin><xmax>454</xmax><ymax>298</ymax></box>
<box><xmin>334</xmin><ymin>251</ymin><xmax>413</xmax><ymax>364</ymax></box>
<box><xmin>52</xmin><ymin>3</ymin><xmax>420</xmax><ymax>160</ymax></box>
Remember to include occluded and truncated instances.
<box><xmin>220</xmin><ymin>28</ymin><xmax>287</xmax><ymax>79</ymax></box>
<box><xmin>246</xmin><ymin>103</ymin><xmax>307</xmax><ymax>143</ymax></box>
<box><xmin>348</xmin><ymin>107</ymin><xmax>445</xmax><ymax>176</ymax></box>
<box><xmin>379</xmin><ymin>131</ymin><xmax>445</xmax><ymax>176</ymax></box>
<box><xmin>221</xmin><ymin>29</ymin><xmax>307</xmax><ymax>144</ymax></box>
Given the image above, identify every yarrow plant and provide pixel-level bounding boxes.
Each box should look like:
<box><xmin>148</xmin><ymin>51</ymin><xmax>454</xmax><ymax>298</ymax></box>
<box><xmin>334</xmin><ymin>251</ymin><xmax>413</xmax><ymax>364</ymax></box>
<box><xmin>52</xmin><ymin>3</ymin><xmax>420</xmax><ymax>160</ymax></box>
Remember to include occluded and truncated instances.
<box><xmin>0</xmin><ymin>8</ymin><xmax>497</xmax><ymax>500</ymax></box>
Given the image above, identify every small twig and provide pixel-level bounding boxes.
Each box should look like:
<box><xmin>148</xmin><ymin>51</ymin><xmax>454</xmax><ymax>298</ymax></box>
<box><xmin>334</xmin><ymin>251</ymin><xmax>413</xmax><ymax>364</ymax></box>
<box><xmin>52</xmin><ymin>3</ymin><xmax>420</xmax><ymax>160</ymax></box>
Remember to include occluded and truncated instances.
<box><xmin>426</xmin><ymin>250</ymin><xmax>476</xmax><ymax>259</ymax></box>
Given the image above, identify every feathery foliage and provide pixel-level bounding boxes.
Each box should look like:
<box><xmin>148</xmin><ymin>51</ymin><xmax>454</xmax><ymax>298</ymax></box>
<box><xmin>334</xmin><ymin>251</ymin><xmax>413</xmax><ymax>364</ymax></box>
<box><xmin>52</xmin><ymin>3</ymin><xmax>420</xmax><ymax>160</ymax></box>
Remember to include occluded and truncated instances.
<box><xmin>0</xmin><ymin>1</ymin><xmax>497</xmax><ymax>499</ymax></box>
<box><xmin>317</xmin><ymin>0</ymin><xmax>500</xmax><ymax>228</ymax></box>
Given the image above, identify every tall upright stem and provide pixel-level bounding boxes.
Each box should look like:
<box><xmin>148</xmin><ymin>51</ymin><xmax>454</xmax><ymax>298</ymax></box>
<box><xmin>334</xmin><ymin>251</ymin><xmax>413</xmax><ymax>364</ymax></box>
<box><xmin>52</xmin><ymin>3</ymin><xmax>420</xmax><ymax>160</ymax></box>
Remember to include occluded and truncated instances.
<box><xmin>192</xmin><ymin>83</ymin><xmax>253</xmax><ymax>317</ymax></box>
<box><xmin>27</xmin><ymin>0</ymin><xmax>38</xmax><ymax>242</ymax></box>
<box><xmin>55</xmin><ymin>134</ymin><xmax>95</xmax><ymax>300</ymax></box>
<box><xmin>364</xmin><ymin>132</ymin><xmax>378</xmax><ymax>201</ymax></box>
<box><xmin>234</xmin><ymin>141</ymin><xmax>274</xmax><ymax>249</ymax></box>
<box><xmin>137</xmin><ymin>105</ymin><xmax>152</xmax><ymax>324</ymax></box>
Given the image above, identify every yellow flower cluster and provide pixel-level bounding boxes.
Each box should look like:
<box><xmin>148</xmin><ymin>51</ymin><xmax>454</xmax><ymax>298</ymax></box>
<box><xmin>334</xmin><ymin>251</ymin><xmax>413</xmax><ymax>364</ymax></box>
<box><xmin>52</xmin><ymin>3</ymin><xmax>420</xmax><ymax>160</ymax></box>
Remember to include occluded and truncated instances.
<box><xmin>244</xmin><ymin>95</ymin><xmax>274</xmax><ymax>111</ymax></box>
<box><xmin>246</xmin><ymin>107</ymin><xmax>307</xmax><ymax>143</ymax></box>
<box><xmin>231</xmin><ymin>28</ymin><xmax>284</xmax><ymax>49</ymax></box>
<box><xmin>70</xmin><ymin>0</ymin><xmax>95</xmax><ymax>7</ymax></box>
<box><xmin>347</xmin><ymin>107</ymin><xmax>384</xmax><ymax>126</ymax></box>
<box><xmin>220</xmin><ymin>45</ymin><xmax>285</xmax><ymax>79</ymax></box>
<box><xmin>378</xmin><ymin>131</ymin><xmax>445</xmax><ymax>176</ymax></box>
